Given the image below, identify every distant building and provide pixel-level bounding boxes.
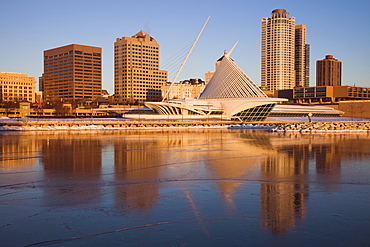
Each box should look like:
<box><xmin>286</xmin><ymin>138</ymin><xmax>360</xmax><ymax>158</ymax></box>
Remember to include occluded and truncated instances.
<box><xmin>0</xmin><ymin>72</ymin><xmax>36</xmax><ymax>102</ymax></box>
<box><xmin>35</xmin><ymin>91</ymin><xmax>43</xmax><ymax>102</ymax></box>
<box><xmin>316</xmin><ymin>55</ymin><xmax>342</xmax><ymax>86</ymax></box>
<box><xmin>39</xmin><ymin>74</ymin><xmax>44</xmax><ymax>92</ymax></box>
<box><xmin>114</xmin><ymin>31</ymin><xmax>168</xmax><ymax>104</ymax></box>
<box><xmin>295</xmin><ymin>25</ymin><xmax>309</xmax><ymax>87</ymax></box>
<box><xmin>43</xmin><ymin>44</ymin><xmax>102</xmax><ymax>101</ymax></box>
<box><xmin>205</xmin><ymin>71</ymin><xmax>214</xmax><ymax>85</ymax></box>
<box><xmin>204</xmin><ymin>50</ymin><xmax>229</xmax><ymax>85</ymax></box>
<box><xmin>261</xmin><ymin>9</ymin><xmax>295</xmax><ymax>91</ymax></box>
<box><xmin>101</xmin><ymin>89</ymin><xmax>110</xmax><ymax>97</ymax></box>
<box><xmin>305</xmin><ymin>44</ymin><xmax>310</xmax><ymax>86</ymax></box>
<box><xmin>162</xmin><ymin>79</ymin><xmax>206</xmax><ymax>100</ymax></box>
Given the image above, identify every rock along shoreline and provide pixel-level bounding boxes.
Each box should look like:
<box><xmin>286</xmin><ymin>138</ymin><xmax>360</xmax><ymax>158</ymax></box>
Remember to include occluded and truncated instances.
<box><xmin>271</xmin><ymin>121</ymin><xmax>370</xmax><ymax>132</ymax></box>
<box><xmin>0</xmin><ymin>118</ymin><xmax>369</xmax><ymax>132</ymax></box>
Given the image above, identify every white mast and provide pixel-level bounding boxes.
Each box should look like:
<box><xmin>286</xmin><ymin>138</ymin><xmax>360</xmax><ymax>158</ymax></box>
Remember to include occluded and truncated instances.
<box><xmin>227</xmin><ymin>41</ymin><xmax>238</xmax><ymax>57</ymax></box>
<box><xmin>162</xmin><ymin>16</ymin><xmax>210</xmax><ymax>102</ymax></box>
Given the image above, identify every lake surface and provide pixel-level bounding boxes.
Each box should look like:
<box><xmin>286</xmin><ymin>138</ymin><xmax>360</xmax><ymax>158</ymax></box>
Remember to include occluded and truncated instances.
<box><xmin>1</xmin><ymin>129</ymin><xmax>369</xmax><ymax>246</ymax></box>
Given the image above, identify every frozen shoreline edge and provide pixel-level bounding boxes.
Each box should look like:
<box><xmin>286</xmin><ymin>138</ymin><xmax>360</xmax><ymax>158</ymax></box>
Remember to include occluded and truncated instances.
<box><xmin>1</xmin><ymin>123</ymin><xmax>370</xmax><ymax>132</ymax></box>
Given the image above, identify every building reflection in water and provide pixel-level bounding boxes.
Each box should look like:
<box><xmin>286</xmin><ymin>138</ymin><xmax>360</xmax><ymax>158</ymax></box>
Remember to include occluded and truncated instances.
<box><xmin>0</xmin><ymin>133</ymin><xmax>39</xmax><ymax>169</ymax></box>
<box><xmin>260</xmin><ymin>143</ymin><xmax>309</xmax><ymax>236</ymax></box>
<box><xmin>2</xmin><ymin>131</ymin><xmax>370</xmax><ymax>237</ymax></box>
<box><xmin>205</xmin><ymin>132</ymin><xmax>278</xmax><ymax>212</ymax></box>
<box><xmin>113</xmin><ymin>134</ymin><xmax>162</xmax><ymax>213</ymax></box>
<box><xmin>40</xmin><ymin>133</ymin><xmax>103</xmax><ymax>207</ymax></box>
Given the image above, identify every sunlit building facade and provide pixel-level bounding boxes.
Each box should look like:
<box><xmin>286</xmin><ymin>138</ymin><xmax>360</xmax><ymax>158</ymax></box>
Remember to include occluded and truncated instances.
<box><xmin>43</xmin><ymin>44</ymin><xmax>102</xmax><ymax>101</ymax></box>
<box><xmin>114</xmin><ymin>31</ymin><xmax>168</xmax><ymax>104</ymax></box>
<box><xmin>261</xmin><ymin>9</ymin><xmax>296</xmax><ymax>91</ymax></box>
<box><xmin>316</xmin><ymin>55</ymin><xmax>342</xmax><ymax>86</ymax></box>
<box><xmin>295</xmin><ymin>25</ymin><xmax>309</xmax><ymax>87</ymax></box>
<box><xmin>0</xmin><ymin>72</ymin><xmax>36</xmax><ymax>102</ymax></box>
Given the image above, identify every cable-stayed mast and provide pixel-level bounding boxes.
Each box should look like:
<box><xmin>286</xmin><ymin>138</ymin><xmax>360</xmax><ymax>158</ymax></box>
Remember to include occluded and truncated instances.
<box><xmin>162</xmin><ymin>16</ymin><xmax>210</xmax><ymax>102</ymax></box>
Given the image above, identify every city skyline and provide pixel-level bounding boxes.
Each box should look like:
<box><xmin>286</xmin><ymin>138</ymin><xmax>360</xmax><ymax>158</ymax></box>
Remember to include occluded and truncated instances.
<box><xmin>1</xmin><ymin>0</ymin><xmax>369</xmax><ymax>94</ymax></box>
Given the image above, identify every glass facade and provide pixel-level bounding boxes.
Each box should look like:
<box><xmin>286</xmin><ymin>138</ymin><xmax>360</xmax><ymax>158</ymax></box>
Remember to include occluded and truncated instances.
<box><xmin>232</xmin><ymin>104</ymin><xmax>276</xmax><ymax>122</ymax></box>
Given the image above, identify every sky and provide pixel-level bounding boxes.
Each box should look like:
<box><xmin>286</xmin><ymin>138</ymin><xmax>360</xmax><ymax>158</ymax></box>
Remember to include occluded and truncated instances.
<box><xmin>1</xmin><ymin>0</ymin><xmax>370</xmax><ymax>94</ymax></box>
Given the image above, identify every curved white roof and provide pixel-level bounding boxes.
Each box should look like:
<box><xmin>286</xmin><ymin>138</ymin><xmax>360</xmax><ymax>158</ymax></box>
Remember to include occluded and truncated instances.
<box><xmin>199</xmin><ymin>55</ymin><xmax>267</xmax><ymax>99</ymax></box>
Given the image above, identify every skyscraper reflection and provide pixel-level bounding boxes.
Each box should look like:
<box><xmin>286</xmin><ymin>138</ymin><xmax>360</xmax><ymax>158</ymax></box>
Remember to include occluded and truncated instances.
<box><xmin>260</xmin><ymin>144</ymin><xmax>309</xmax><ymax>235</ymax></box>
<box><xmin>113</xmin><ymin>135</ymin><xmax>162</xmax><ymax>213</ymax></box>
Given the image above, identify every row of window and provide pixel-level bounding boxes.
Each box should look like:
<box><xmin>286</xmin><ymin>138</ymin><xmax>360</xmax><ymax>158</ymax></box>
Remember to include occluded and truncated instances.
<box><xmin>0</xmin><ymin>80</ymin><xmax>34</xmax><ymax>84</ymax></box>
<box><xmin>2</xmin><ymin>90</ymin><xmax>33</xmax><ymax>93</ymax></box>
<box><xmin>0</xmin><ymin>97</ymin><xmax>32</xmax><ymax>101</ymax></box>
<box><xmin>45</xmin><ymin>66</ymin><xmax>101</xmax><ymax>71</ymax></box>
<box><xmin>118</xmin><ymin>55</ymin><xmax>159</xmax><ymax>60</ymax></box>
<box><xmin>115</xmin><ymin>44</ymin><xmax>158</xmax><ymax>49</ymax></box>
<box><xmin>1</xmin><ymin>85</ymin><xmax>33</xmax><ymax>89</ymax></box>
<box><xmin>45</xmin><ymin>52</ymin><xmax>101</xmax><ymax>60</ymax></box>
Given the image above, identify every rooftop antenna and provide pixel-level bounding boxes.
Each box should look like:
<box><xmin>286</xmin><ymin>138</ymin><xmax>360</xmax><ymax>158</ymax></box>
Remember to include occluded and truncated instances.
<box><xmin>162</xmin><ymin>16</ymin><xmax>210</xmax><ymax>102</ymax></box>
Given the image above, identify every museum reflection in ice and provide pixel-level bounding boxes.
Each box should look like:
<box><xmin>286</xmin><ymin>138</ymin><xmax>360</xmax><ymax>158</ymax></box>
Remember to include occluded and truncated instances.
<box><xmin>1</xmin><ymin>130</ymin><xmax>370</xmax><ymax>235</ymax></box>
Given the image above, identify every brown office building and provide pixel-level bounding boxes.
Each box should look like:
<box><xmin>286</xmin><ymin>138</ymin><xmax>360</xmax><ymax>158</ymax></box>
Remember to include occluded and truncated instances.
<box><xmin>114</xmin><ymin>31</ymin><xmax>168</xmax><ymax>104</ymax></box>
<box><xmin>43</xmin><ymin>44</ymin><xmax>102</xmax><ymax>101</ymax></box>
<box><xmin>316</xmin><ymin>55</ymin><xmax>341</xmax><ymax>86</ymax></box>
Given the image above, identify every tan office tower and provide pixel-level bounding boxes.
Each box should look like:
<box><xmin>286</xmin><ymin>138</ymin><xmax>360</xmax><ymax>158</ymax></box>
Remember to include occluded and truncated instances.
<box><xmin>261</xmin><ymin>9</ymin><xmax>295</xmax><ymax>91</ymax></box>
<box><xmin>316</xmin><ymin>55</ymin><xmax>342</xmax><ymax>86</ymax></box>
<box><xmin>43</xmin><ymin>44</ymin><xmax>102</xmax><ymax>102</ymax></box>
<box><xmin>114</xmin><ymin>31</ymin><xmax>168</xmax><ymax>104</ymax></box>
<box><xmin>295</xmin><ymin>25</ymin><xmax>309</xmax><ymax>87</ymax></box>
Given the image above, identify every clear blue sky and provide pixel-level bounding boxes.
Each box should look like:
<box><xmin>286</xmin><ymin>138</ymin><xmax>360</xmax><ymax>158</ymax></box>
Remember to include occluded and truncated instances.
<box><xmin>1</xmin><ymin>0</ymin><xmax>369</xmax><ymax>94</ymax></box>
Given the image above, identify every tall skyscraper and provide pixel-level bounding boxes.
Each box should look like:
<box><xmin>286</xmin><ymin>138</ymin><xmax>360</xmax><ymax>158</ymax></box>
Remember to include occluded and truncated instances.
<box><xmin>262</xmin><ymin>9</ymin><xmax>309</xmax><ymax>91</ymax></box>
<box><xmin>316</xmin><ymin>55</ymin><xmax>342</xmax><ymax>86</ymax></box>
<box><xmin>43</xmin><ymin>44</ymin><xmax>102</xmax><ymax>101</ymax></box>
<box><xmin>261</xmin><ymin>9</ymin><xmax>295</xmax><ymax>91</ymax></box>
<box><xmin>305</xmin><ymin>44</ymin><xmax>310</xmax><ymax>86</ymax></box>
<box><xmin>114</xmin><ymin>31</ymin><xmax>168</xmax><ymax>104</ymax></box>
<box><xmin>295</xmin><ymin>25</ymin><xmax>309</xmax><ymax>87</ymax></box>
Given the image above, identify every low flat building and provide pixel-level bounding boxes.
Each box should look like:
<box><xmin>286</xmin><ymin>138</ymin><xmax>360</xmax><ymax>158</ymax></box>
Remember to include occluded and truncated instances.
<box><xmin>275</xmin><ymin>86</ymin><xmax>370</xmax><ymax>105</ymax></box>
<box><xmin>0</xmin><ymin>72</ymin><xmax>36</xmax><ymax>102</ymax></box>
<box><xmin>294</xmin><ymin>86</ymin><xmax>370</xmax><ymax>104</ymax></box>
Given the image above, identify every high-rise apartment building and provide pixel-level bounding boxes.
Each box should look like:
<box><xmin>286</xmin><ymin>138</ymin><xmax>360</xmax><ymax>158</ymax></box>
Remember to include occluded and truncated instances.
<box><xmin>43</xmin><ymin>44</ymin><xmax>102</xmax><ymax>101</ymax></box>
<box><xmin>305</xmin><ymin>44</ymin><xmax>310</xmax><ymax>86</ymax></box>
<box><xmin>316</xmin><ymin>55</ymin><xmax>342</xmax><ymax>86</ymax></box>
<box><xmin>262</xmin><ymin>9</ymin><xmax>295</xmax><ymax>91</ymax></box>
<box><xmin>114</xmin><ymin>31</ymin><xmax>168</xmax><ymax>104</ymax></box>
<box><xmin>295</xmin><ymin>25</ymin><xmax>309</xmax><ymax>87</ymax></box>
<box><xmin>262</xmin><ymin>9</ymin><xmax>309</xmax><ymax>91</ymax></box>
<box><xmin>0</xmin><ymin>72</ymin><xmax>36</xmax><ymax>102</ymax></box>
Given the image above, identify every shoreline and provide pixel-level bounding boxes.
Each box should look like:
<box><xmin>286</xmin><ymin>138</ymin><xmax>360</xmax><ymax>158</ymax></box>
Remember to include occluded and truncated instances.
<box><xmin>0</xmin><ymin>118</ymin><xmax>369</xmax><ymax>132</ymax></box>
